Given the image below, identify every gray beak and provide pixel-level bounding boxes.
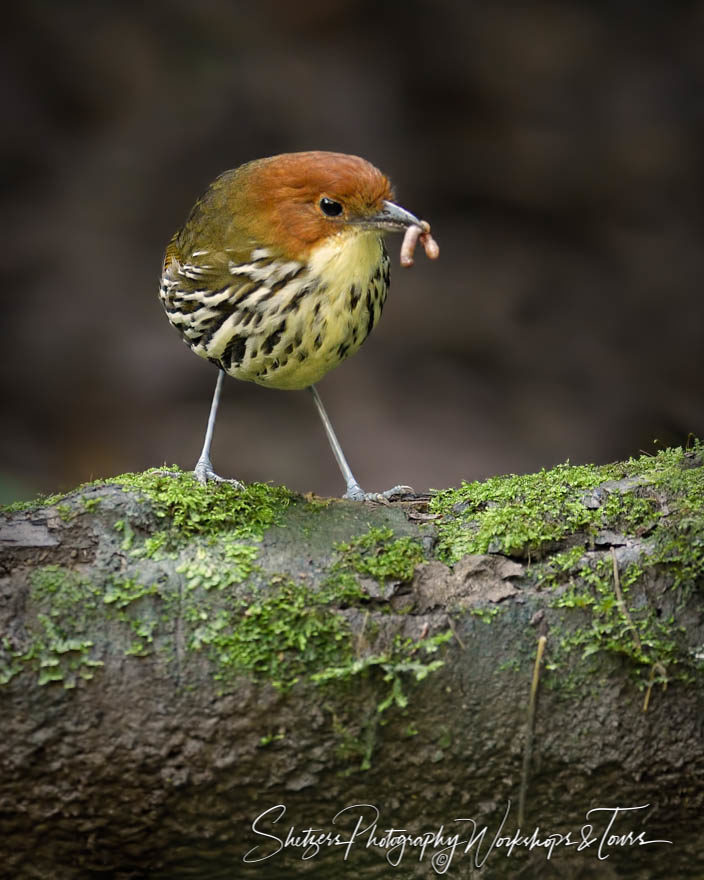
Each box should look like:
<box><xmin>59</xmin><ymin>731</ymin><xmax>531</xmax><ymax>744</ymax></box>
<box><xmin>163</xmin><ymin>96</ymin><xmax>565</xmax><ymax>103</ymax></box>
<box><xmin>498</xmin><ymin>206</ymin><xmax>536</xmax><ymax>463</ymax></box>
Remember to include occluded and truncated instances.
<box><xmin>367</xmin><ymin>200</ymin><xmax>422</xmax><ymax>232</ymax></box>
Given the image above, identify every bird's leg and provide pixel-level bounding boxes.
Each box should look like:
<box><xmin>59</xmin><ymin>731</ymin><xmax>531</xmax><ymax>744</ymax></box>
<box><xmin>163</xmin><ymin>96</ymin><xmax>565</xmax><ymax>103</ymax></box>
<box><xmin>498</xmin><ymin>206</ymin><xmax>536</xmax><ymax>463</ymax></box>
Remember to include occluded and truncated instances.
<box><xmin>308</xmin><ymin>385</ymin><xmax>413</xmax><ymax>501</ymax></box>
<box><xmin>194</xmin><ymin>369</ymin><xmax>243</xmax><ymax>487</ymax></box>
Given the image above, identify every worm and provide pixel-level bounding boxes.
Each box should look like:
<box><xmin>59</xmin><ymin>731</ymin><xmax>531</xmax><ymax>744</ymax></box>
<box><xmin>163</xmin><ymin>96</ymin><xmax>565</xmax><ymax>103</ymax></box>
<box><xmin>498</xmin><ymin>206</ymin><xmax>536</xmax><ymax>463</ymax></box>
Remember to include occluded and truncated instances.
<box><xmin>400</xmin><ymin>220</ymin><xmax>439</xmax><ymax>267</ymax></box>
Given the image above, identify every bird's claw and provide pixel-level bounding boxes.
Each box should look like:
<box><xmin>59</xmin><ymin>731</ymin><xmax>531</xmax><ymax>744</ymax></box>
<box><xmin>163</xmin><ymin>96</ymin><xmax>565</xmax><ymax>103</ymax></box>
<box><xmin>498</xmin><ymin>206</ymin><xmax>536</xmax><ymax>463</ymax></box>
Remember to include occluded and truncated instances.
<box><xmin>343</xmin><ymin>484</ymin><xmax>415</xmax><ymax>503</ymax></box>
<box><xmin>194</xmin><ymin>458</ymin><xmax>244</xmax><ymax>489</ymax></box>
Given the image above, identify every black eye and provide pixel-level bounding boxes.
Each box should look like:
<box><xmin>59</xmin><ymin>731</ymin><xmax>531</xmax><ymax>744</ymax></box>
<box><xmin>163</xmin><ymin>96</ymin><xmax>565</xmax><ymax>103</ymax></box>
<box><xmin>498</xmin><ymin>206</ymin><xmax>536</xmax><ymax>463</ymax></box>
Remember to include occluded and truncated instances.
<box><xmin>319</xmin><ymin>197</ymin><xmax>343</xmax><ymax>217</ymax></box>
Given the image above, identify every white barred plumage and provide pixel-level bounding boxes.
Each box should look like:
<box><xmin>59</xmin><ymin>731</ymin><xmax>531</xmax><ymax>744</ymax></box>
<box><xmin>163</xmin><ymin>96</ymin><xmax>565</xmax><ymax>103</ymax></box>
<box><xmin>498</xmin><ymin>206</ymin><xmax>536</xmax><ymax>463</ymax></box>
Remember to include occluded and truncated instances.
<box><xmin>160</xmin><ymin>234</ymin><xmax>388</xmax><ymax>391</ymax></box>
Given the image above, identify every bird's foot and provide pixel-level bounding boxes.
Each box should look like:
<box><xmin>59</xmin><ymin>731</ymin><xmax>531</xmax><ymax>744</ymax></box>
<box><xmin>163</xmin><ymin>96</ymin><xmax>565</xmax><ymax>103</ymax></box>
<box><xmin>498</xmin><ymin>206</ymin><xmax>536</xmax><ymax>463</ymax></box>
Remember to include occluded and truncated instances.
<box><xmin>194</xmin><ymin>456</ymin><xmax>244</xmax><ymax>489</ymax></box>
<box><xmin>343</xmin><ymin>483</ymin><xmax>415</xmax><ymax>503</ymax></box>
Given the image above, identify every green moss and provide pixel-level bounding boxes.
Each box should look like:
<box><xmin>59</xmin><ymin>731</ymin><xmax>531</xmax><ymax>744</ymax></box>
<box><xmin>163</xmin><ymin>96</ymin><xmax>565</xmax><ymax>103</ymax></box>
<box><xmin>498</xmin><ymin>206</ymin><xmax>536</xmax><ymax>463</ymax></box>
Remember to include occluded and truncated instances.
<box><xmin>55</xmin><ymin>503</ymin><xmax>75</xmax><ymax>523</ymax></box>
<box><xmin>468</xmin><ymin>606</ymin><xmax>503</xmax><ymax>623</ymax></box>
<box><xmin>259</xmin><ymin>730</ymin><xmax>286</xmax><ymax>747</ymax></box>
<box><xmin>113</xmin><ymin>518</ymin><xmax>136</xmax><ymax>551</ymax></box>
<box><xmin>130</xmin><ymin>530</ymin><xmax>170</xmax><ymax>560</ymax></box>
<box><xmin>549</xmin><ymin>555</ymin><xmax>688</xmax><ymax>692</ymax></box>
<box><xmin>647</xmin><ymin>452</ymin><xmax>704</xmax><ymax>592</ymax></box>
<box><xmin>180</xmin><ymin>558</ymin><xmax>453</xmax><ymax>759</ymax></box>
<box><xmin>103</xmin><ymin>577</ymin><xmax>158</xmax><ymax>608</ymax></box>
<box><xmin>1</xmin><ymin>475</ymin><xmax>114</xmax><ymax>515</ymax></box>
<box><xmin>312</xmin><ymin>631</ymin><xmax>452</xmax><ymax>712</ymax></box>
<box><xmin>114</xmin><ymin>580</ymin><xmax>167</xmax><ymax>658</ymax></box>
<box><xmin>431</xmin><ymin>462</ymin><xmax>616</xmax><ymax>561</ymax></box>
<box><xmin>188</xmin><ymin>577</ymin><xmax>353</xmax><ymax>690</ymax></box>
<box><xmin>429</xmin><ymin>445</ymin><xmax>701</xmax><ymax>565</ymax></box>
<box><xmin>430</xmin><ymin>444</ymin><xmax>704</xmax><ymax>699</ymax></box>
<box><xmin>1</xmin><ymin>489</ymin><xmax>74</xmax><ymax>515</ymax></box>
<box><xmin>177</xmin><ymin>539</ymin><xmax>259</xmax><ymax>591</ymax></box>
<box><xmin>2</xmin><ymin>467</ymin><xmax>291</xmax><ymax>553</ymax></box>
<box><xmin>526</xmin><ymin>445</ymin><xmax>704</xmax><ymax>690</ymax></box>
<box><xmin>0</xmin><ymin>565</ymin><xmax>179</xmax><ymax>685</ymax></box>
<box><xmin>0</xmin><ymin>566</ymin><xmax>105</xmax><ymax>688</ymax></box>
<box><xmin>314</xmin><ymin>629</ymin><xmax>453</xmax><ymax>771</ymax></box>
<box><xmin>4</xmin><ymin>448</ymin><xmax>701</xmax><ymax>716</ymax></box>
<box><xmin>2</xmin><ymin>471</ymin><xmax>295</xmax><ymax>683</ymax></box>
<box><xmin>601</xmin><ymin>491</ymin><xmax>659</xmax><ymax>535</ymax></box>
<box><xmin>112</xmin><ymin>468</ymin><xmax>291</xmax><ymax>540</ymax></box>
<box><xmin>333</xmin><ymin>526</ymin><xmax>426</xmax><ymax>582</ymax></box>
<box><xmin>103</xmin><ymin>470</ymin><xmax>294</xmax><ymax>587</ymax></box>
<box><xmin>535</xmin><ymin>546</ymin><xmax>586</xmax><ymax>589</ymax></box>
<box><xmin>320</xmin><ymin>570</ymin><xmax>369</xmax><ymax>604</ymax></box>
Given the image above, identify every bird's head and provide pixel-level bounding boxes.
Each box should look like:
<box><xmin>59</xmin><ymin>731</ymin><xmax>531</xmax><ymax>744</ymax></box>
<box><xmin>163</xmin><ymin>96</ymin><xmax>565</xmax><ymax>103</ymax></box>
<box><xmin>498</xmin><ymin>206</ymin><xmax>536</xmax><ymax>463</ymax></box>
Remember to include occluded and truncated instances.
<box><xmin>206</xmin><ymin>151</ymin><xmax>423</xmax><ymax>261</ymax></box>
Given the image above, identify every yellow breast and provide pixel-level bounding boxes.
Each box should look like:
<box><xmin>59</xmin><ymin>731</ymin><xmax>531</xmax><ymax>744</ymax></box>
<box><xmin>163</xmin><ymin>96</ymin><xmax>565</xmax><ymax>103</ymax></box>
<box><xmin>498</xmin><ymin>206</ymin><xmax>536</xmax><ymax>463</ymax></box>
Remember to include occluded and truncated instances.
<box><xmin>241</xmin><ymin>229</ymin><xmax>389</xmax><ymax>390</ymax></box>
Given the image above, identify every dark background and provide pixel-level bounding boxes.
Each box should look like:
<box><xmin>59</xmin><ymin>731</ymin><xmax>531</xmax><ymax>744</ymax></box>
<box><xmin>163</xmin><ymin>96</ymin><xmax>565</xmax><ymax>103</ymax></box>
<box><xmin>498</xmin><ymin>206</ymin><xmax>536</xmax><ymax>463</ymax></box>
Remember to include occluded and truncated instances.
<box><xmin>3</xmin><ymin>0</ymin><xmax>704</xmax><ymax>503</ymax></box>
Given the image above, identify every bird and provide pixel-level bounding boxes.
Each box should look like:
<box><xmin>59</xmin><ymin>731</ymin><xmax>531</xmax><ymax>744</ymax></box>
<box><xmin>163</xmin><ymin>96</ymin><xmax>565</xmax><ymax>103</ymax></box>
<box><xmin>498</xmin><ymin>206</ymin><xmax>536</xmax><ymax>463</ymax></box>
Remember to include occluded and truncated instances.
<box><xmin>159</xmin><ymin>151</ymin><xmax>437</xmax><ymax>501</ymax></box>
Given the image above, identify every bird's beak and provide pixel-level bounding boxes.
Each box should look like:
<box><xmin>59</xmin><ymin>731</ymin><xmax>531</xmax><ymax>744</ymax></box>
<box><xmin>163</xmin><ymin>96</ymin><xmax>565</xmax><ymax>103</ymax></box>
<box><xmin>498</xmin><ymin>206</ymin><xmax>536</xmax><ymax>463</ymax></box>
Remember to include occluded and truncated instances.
<box><xmin>364</xmin><ymin>200</ymin><xmax>422</xmax><ymax>233</ymax></box>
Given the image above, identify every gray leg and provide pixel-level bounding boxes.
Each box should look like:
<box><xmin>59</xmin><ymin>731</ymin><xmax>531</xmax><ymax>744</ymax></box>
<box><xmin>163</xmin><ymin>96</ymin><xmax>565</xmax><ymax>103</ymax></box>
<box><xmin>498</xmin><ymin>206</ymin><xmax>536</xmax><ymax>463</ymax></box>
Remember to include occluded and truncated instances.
<box><xmin>308</xmin><ymin>385</ymin><xmax>413</xmax><ymax>501</ymax></box>
<box><xmin>194</xmin><ymin>369</ymin><xmax>242</xmax><ymax>487</ymax></box>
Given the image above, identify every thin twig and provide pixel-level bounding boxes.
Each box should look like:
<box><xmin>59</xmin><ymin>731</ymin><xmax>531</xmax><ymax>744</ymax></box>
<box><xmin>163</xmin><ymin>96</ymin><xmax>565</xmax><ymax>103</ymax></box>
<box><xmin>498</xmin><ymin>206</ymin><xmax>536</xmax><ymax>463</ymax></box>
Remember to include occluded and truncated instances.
<box><xmin>355</xmin><ymin>611</ymin><xmax>369</xmax><ymax>657</ymax></box>
<box><xmin>643</xmin><ymin>661</ymin><xmax>668</xmax><ymax>712</ymax></box>
<box><xmin>611</xmin><ymin>548</ymin><xmax>667</xmax><ymax>712</ymax></box>
<box><xmin>518</xmin><ymin>635</ymin><xmax>547</xmax><ymax>827</ymax></box>
<box><xmin>611</xmin><ymin>548</ymin><xmax>642</xmax><ymax>652</ymax></box>
<box><xmin>447</xmin><ymin>615</ymin><xmax>466</xmax><ymax>650</ymax></box>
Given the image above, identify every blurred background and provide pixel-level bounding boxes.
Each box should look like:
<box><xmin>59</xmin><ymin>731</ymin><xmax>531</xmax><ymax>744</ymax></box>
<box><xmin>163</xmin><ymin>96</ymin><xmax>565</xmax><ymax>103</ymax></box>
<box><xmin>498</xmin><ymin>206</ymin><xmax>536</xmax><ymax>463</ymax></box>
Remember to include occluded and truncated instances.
<box><xmin>3</xmin><ymin>0</ymin><xmax>704</xmax><ymax>502</ymax></box>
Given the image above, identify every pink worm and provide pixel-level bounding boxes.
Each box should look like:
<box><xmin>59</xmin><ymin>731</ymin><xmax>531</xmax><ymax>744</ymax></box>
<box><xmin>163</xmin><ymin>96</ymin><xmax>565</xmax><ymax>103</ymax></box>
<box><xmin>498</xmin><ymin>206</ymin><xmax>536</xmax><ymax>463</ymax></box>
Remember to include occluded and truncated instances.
<box><xmin>400</xmin><ymin>220</ymin><xmax>439</xmax><ymax>267</ymax></box>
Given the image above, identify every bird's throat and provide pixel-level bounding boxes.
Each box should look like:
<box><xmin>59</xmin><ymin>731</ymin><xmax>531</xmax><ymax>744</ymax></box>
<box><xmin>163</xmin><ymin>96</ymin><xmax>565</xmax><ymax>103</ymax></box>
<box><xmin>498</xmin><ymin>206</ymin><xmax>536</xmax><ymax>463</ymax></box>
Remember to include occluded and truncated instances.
<box><xmin>307</xmin><ymin>228</ymin><xmax>385</xmax><ymax>293</ymax></box>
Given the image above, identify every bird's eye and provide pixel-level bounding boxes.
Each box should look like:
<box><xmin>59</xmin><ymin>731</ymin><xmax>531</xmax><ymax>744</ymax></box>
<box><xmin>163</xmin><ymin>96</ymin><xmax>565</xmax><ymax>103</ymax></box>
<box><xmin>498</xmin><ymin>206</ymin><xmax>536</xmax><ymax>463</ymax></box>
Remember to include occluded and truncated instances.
<box><xmin>319</xmin><ymin>197</ymin><xmax>343</xmax><ymax>217</ymax></box>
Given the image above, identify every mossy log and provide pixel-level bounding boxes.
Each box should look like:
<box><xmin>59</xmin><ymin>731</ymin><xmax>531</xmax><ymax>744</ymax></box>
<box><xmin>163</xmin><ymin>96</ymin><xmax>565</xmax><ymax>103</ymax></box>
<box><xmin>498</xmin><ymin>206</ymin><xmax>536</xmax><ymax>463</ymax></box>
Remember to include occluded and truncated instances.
<box><xmin>1</xmin><ymin>448</ymin><xmax>704</xmax><ymax>879</ymax></box>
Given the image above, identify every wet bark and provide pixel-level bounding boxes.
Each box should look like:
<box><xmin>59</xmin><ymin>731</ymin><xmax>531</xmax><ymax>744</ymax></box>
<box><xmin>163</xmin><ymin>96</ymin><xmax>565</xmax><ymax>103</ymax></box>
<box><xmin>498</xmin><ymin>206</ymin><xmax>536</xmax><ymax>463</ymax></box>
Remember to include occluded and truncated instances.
<box><xmin>1</xmin><ymin>471</ymin><xmax>702</xmax><ymax>880</ymax></box>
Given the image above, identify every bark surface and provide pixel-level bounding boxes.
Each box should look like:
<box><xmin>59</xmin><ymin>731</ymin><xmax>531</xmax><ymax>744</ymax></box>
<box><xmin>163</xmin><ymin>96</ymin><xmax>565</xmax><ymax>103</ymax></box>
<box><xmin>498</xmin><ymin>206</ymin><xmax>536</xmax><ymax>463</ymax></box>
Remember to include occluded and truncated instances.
<box><xmin>1</xmin><ymin>452</ymin><xmax>703</xmax><ymax>879</ymax></box>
